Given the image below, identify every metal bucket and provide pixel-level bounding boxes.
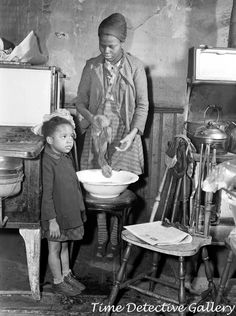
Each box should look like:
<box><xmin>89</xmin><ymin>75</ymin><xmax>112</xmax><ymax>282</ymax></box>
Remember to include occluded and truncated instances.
<box><xmin>0</xmin><ymin>157</ymin><xmax>23</xmax><ymax>197</ymax></box>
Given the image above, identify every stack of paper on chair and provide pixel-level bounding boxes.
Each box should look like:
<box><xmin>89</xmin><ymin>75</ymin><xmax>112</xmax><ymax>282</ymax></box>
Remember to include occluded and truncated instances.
<box><xmin>124</xmin><ymin>221</ymin><xmax>192</xmax><ymax>246</ymax></box>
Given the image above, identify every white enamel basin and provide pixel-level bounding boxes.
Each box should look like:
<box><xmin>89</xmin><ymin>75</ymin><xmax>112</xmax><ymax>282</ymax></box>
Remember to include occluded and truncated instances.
<box><xmin>77</xmin><ymin>169</ymin><xmax>139</xmax><ymax>198</ymax></box>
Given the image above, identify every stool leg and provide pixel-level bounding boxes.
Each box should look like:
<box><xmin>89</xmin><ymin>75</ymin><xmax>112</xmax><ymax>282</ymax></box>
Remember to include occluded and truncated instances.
<box><xmin>106</xmin><ymin>243</ymin><xmax>132</xmax><ymax>316</ymax></box>
<box><xmin>120</xmin><ymin>208</ymin><xmax>131</xmax><ymax>260</ymax></box>
<box><xmin>215</xmin><ymin>249</ymin><xmax>234</xmax><ymax>305</ymax></box>
<box><xmin>179</xmin><ymin>256</ymin><xmax>186</xmax><ymax>316</ymax></box>
<box><xmin>112</xmin><ymin>215</ymin><xmax>122</xmax><ymax>264</ymax></box>
<box><xmin>149</xmin><ymin>252</ymin><xmax>159</xmax><ymax>291</ymax></box>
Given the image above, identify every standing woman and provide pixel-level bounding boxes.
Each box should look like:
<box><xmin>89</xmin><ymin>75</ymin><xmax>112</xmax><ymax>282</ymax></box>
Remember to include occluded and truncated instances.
<box><xmin>76</xmin><ymin>13</ymin><xmax>149</xmax><ymax>258</ymax></box>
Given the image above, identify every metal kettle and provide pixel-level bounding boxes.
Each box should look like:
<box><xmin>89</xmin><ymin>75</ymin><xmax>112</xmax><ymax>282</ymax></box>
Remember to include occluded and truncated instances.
<box><xmin>194</xmin><ymin>121</ymin><xmax>227</xmax><ymax>139</ymax></box>
<box><xmin>193</xmin><ymin>106</ymin><xmax>229</xmax><ymax>153</ymax></box>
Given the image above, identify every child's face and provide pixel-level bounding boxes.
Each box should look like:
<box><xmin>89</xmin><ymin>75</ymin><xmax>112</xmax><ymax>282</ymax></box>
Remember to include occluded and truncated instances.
<box><xmin>47</xmin><ymin>124</ymin><xmax>74</xmax><ymax>154</ymax></box>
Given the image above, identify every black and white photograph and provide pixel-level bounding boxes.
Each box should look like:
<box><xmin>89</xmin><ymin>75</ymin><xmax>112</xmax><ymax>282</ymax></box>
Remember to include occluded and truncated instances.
<box><xmin>0</xmin><ymin>1</ymin><xmax>236</xmax><ymax>315</ymax></box>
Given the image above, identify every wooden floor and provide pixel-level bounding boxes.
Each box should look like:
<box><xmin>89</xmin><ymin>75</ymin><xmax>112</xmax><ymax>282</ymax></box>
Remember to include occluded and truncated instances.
<box><xmin>1</xmin><ymin>228</ymin><xmax>236</xmax><ymax>315</ymax></box>
<box><xmin>0</xmin><ymin>284</ymin><xmax>235</xmax><ymax>316</ymax></box>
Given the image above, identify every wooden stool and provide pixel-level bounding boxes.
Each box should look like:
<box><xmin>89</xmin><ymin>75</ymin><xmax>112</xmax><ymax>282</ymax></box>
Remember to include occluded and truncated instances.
<box><xmin>84</xmin><ymin>189</ymin><xmax>137</xmax><ymax>258</ymax></box>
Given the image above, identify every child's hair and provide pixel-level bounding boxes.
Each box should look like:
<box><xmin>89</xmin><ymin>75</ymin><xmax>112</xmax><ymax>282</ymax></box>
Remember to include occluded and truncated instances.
<box><xmin>41</xmin><ymin>116</ymin><xmax>74</xmax><ymax>138</ymax></box>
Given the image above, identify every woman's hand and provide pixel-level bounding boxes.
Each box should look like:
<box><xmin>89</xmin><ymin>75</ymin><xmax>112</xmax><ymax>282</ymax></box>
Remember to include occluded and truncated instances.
<box><xmin>116</xmin><ymin>128</ymin><xmax>138</xmax><ymax>152</ymax></box>
<box><xmin>92</xmin><ymin>115</ymin><xmax>103</xmax><ymax>131</ymax></box>
<box><xmin>92</xmin><ymin>115</ymin><xmax>110</xmax><ymax>130</ymax></box>
<box><xmin>49</xmin><ymin>218</ymin><xmax>61</xmax><ymax>239</ymax></box>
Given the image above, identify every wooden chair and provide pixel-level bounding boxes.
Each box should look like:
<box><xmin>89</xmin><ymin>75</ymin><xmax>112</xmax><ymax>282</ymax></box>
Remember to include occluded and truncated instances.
<box><xmin>106</xmin><ymin>137</ymin><xmax>215</xmax><ymax>316</ymax></box>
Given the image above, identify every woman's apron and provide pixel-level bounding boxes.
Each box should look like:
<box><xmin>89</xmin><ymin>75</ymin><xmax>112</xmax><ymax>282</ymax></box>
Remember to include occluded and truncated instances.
<box><xmin>81</xmin><ymin>58</ymin><xmax>144</xmax><ymax>175</ymax></box>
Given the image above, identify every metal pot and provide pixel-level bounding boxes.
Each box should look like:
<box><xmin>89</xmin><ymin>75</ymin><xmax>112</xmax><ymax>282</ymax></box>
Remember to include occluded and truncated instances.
<box><xmin>0</xmin><ymin>156</ymin><xmax>23</xmax><ymax>174</ymax></box>
<box><xmin>193</xmin><ymin>122</ymin><xmax>229</xmax><ymax>154</ymax></box>
<box><xmin>0</xmin><ymin>156</ymin><xmax>24</xmax><ymax>227</ymax></box>
<box><xmin>0</xmin><ymin>156</ymin><xmax>23</xmax><ymax>197</ymax></box>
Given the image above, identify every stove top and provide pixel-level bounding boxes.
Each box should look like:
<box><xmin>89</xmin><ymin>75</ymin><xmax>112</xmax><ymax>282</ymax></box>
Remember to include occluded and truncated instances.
<box><xmin>0</xmin><ymin>126</ymin><xmax>44</xmax><ymax>158</ymax></box>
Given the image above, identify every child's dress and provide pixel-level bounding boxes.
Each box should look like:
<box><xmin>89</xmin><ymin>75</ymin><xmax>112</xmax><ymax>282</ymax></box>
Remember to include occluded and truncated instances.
<box><xmin>41</xmin><ymin>145</ymin><xmax>86</xmax><ymax>241</ymax></box>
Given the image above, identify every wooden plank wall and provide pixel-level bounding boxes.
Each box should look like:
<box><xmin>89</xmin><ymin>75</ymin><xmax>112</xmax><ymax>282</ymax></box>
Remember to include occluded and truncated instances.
<box><xmin>136</xmin><ymin>106</ymin><xmax>185</xmax><ymax>221</ymax></box>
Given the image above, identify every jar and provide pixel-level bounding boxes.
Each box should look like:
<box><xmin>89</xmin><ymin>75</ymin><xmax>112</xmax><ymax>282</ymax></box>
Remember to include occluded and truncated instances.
<box><xmin>225</xmin><ymin>122</ymin><xmax>236</xmax><ymax>154</ymax></box>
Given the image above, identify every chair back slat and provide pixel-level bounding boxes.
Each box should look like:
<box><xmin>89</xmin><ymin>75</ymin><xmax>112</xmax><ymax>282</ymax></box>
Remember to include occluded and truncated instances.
<box><xmin>150</xmin><ymin>135</ymin><xmax>214</xmax><ymax>238</ymax></box>
<box><xmin>151</xmin><ymin>136</ymin><xmax>190</xmax><ymax>226</ymax></box>
<box><xmin>161</xmin><ymin>174</ymin><xmax>174</xmax><ymax>222</ymax></box>
<box><xmin>171</xmin><ymin>177</ymin><xmax>182</xmax><ymax>222</ymax></box>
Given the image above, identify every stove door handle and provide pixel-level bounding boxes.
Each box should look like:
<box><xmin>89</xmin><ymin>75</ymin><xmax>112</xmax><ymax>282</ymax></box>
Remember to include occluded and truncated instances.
<box><xmin>0</xmin><ymin>199</ymin><xmax>8</xmax><ymax>227</ymax></box>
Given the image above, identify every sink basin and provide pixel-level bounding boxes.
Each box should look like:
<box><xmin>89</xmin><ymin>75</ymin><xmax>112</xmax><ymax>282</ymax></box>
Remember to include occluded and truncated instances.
<box><xmin>0</xmin><ymin>157</ymin><xmax>23</xmax><ymax>197</ymax></box>
<box><xmin>77</xmin><ymin>169</ymin><xmax>139</xmax><ymax>198</ymax></box>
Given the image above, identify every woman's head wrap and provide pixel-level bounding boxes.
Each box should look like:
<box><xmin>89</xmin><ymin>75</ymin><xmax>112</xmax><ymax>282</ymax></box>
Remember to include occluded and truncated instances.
<box><xmin>98</xmin><ymin>13</ymin><xmax>127</xmax><ymax>42</ymax></box>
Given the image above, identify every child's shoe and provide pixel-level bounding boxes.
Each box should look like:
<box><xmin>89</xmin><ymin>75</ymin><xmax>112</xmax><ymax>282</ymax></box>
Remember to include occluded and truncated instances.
<box><xmin>64</xmin><ymin>272</ymin><xmax>86</xmax><ymax>291</ymax></box>
<box><xmin>52</xmin><ymin>280</ymin><xmax>81</xmax><ymax>296</ymax></box>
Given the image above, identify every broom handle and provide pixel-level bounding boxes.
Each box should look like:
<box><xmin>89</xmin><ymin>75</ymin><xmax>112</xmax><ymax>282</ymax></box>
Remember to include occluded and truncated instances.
<box><xmin>150</xmin><ymin>167</ymin><xmax>168</xmax><ymax>222</ymax></box>
<box><xmin>194</xmin><ymin>143</ymin><xmax>204</xmax><ymax>232</ymax></box>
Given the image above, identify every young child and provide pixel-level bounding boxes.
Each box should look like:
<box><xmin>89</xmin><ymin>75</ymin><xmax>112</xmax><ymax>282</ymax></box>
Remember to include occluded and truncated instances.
<box><xmin>41</xmin><ymin>116</ymin><xmax>86</xmax><ymax>297</ymax></box>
